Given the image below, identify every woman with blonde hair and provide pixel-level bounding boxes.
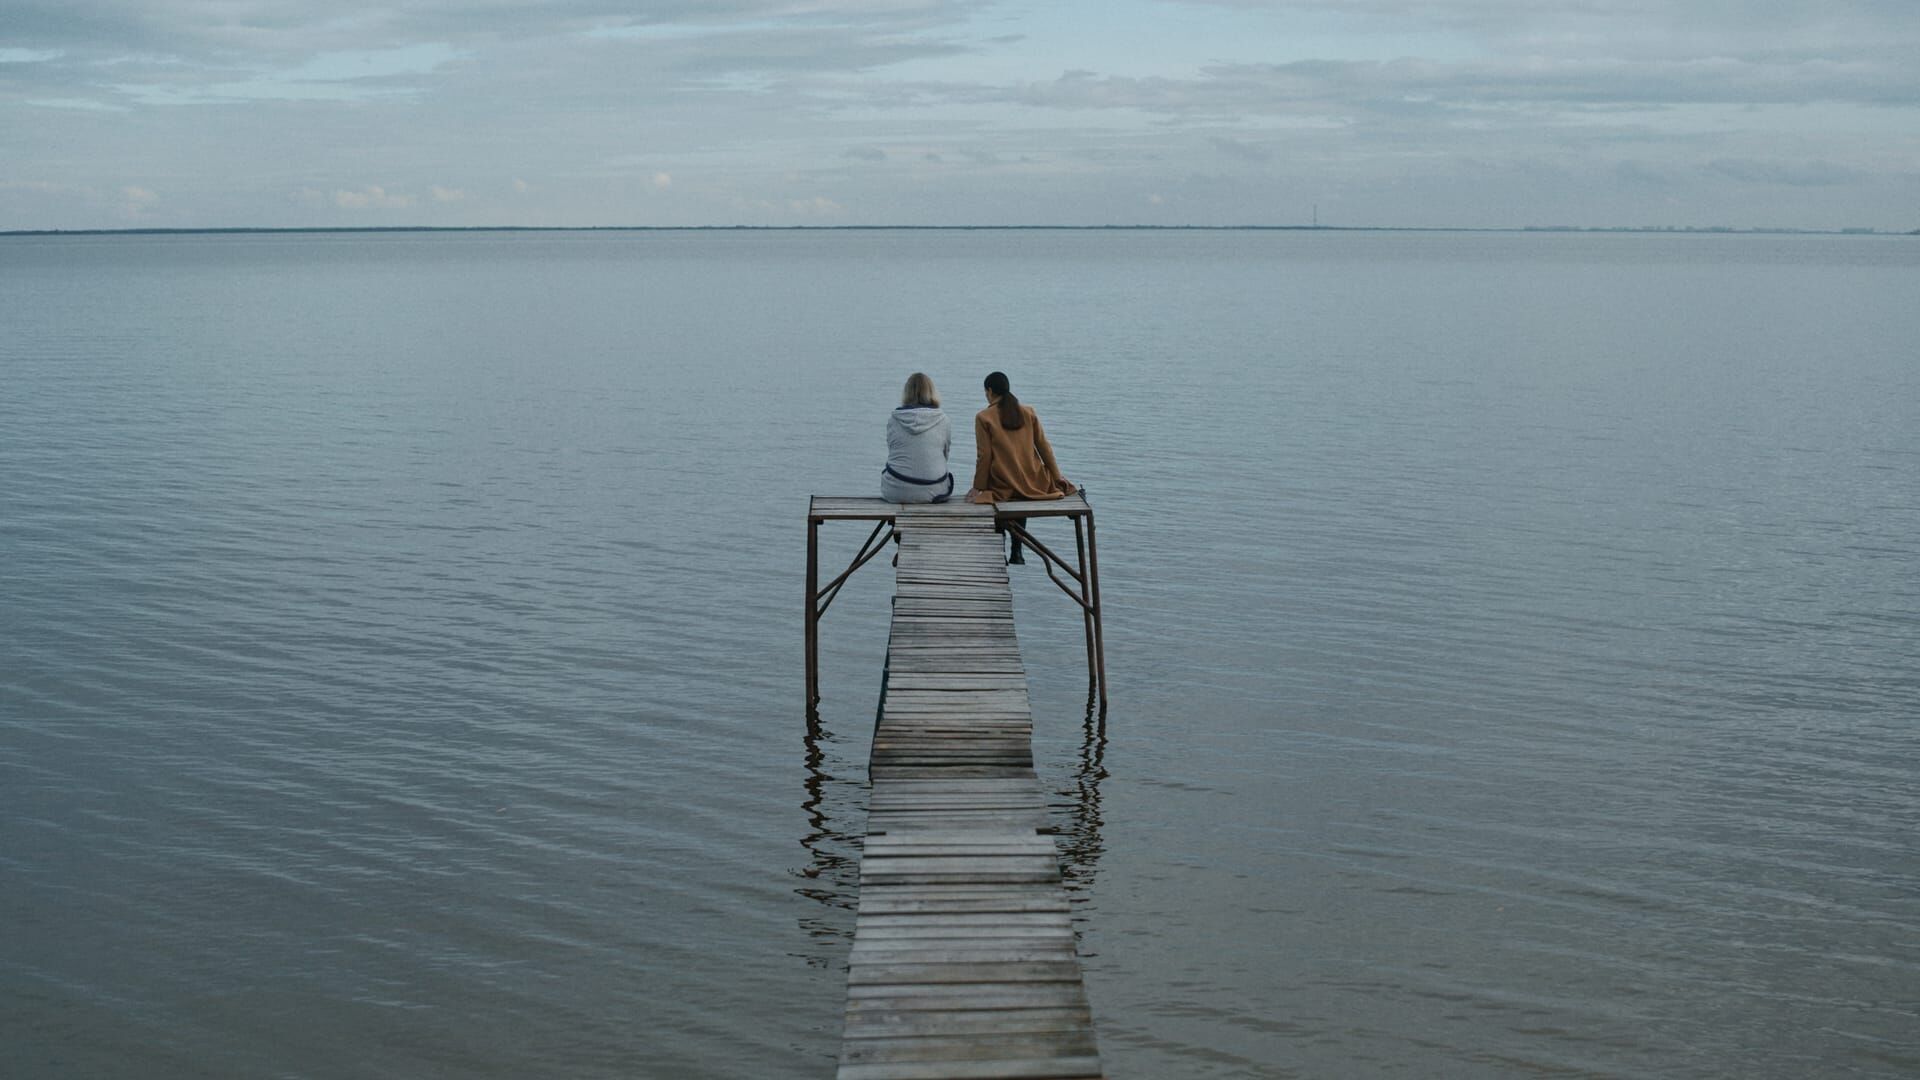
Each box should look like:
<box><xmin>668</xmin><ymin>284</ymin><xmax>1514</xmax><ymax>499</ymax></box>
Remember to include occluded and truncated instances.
<box><xmin>879</xmin><ymin>372</ymin><xmax>954</xmax><ymax>503</ymax></box>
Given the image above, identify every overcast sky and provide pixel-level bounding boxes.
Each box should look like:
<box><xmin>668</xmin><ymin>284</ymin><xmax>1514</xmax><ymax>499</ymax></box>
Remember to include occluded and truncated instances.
<box><xmin>4</xmin><ymin>0</ymin><xmax>1916</xmax><ymax>229</ymax></box>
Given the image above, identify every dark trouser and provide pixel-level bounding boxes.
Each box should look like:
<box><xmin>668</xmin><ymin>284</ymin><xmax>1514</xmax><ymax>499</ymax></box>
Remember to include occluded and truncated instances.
<box><xmin>995</xmin><ymin>516</ymin><xmax>1028</xmax><ymax>562</ymax></box>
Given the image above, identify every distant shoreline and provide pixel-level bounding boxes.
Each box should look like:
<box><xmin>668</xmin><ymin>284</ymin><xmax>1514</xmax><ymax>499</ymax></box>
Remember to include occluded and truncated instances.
<box><xmin>3</xmin><ymin>224</ymin><xmax>1913</xmax><ymax>238</ymax></box>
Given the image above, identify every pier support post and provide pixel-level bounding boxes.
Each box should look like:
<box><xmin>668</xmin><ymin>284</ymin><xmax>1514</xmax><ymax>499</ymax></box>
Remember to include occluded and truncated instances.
<box><xmin>1085</xmin><ymin>508</ymin><xmax>1107</xmax><ymax>710</ymax></box>
<box><xmin>1074</xmin><ymin>514</ymin><xmax>1096</xmax><ymax>696</ymax></box>
<box><xmin>805</xmin><ymin>514</ymin><xmax>819</xmax><ymax>707</ymax></box>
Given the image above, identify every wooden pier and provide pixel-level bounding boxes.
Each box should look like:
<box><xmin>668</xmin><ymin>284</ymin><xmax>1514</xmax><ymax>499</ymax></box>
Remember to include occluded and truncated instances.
<box><xmin>806</xmin><ymin>495</ymin><xmax>1106</xmax><ymax>1080</ymax></box>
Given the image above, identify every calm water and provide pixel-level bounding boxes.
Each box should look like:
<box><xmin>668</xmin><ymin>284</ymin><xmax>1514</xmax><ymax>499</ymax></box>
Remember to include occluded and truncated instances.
<box><xmin>2</xmin><ymin>230</ymin><xmax>1916</xmax><ymax>1078</ymax></box>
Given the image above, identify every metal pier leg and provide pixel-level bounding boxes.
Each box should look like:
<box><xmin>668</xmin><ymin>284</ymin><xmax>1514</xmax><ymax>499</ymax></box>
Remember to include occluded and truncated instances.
<box><xmin>806</xmin><ymin>516</ymin><xmax>819</xmax><ymax>707</ymax></box>
<box><xmin>1085</xmin><ymin>508</ymin><xmax>1107</xmax><ymax>709</ymax></box>
<box><xmin>1074</xmin><ymin>514</ymin><xmax>1095</xmax><ymax>689</ymax></box>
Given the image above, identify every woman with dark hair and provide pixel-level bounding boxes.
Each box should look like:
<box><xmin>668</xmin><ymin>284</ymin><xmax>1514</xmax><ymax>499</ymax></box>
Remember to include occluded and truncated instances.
<box><xmin>967</xmin><ymin>371</ymin><xmax>1075</xmax><ymax>562</ymax></box>
<box><xmin>880</xmin><ymin>372</ymin><xmax>954</xmax><ymax>503</ymax></box>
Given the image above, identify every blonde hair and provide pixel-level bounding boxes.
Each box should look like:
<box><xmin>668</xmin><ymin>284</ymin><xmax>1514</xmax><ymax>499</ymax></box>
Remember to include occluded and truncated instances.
<box><xmin>901</xmin><ymin>372</ymin><xmax>940</xmax><ymax>408</ymax></box>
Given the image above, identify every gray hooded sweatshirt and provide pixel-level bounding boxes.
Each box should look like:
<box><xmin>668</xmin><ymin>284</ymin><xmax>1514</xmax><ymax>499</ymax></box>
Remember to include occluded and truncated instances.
<box><xmin>880</xmin><ymin>406</ymin><xmax>954</xmax><ymax>503</ymax></box>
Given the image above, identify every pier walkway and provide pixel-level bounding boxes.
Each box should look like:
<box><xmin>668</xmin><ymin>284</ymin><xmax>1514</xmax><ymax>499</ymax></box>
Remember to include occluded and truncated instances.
<box><xmin>806</xmin><ymin>497</ymin><xmax>1105</xmax><ymax>1080</ymax></box>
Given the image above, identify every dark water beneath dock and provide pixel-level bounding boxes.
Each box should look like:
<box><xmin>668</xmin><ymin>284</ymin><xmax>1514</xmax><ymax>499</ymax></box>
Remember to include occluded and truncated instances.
<box><xmin>3</xmin><ymin>230</ymin><xmax>1916</xmax><ymax>1078</ymax></box>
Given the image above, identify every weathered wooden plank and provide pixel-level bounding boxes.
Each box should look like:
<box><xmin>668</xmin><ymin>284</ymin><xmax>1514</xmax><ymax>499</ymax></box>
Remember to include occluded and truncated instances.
<box><xmin>840</xmin><ymin>1030</ymin><xmax>1100</xmax><ymax>1065</ymax></box>
<box><xmin>872</xmin><ymin>757</ymin><xmax>1036</xmax><ymax>766</ymax></box>
<box><xmin>864</xmin><ymin>847</ymin><xmax>1058</xmax><ymax>861</ymax></box>
<box><xmin>876</xmin><ymin>717</ymin><xmax>1033</xmax><ymax>726</ymax></box>
<box><xmin>854</xmin><ymin>882</ymin><xmax>1065</xmax><ymax>898</ymax></box>
<box><xmin>852</xmin><ymin>936</ymin><xmax>1081</xmax><ymax>951</ymax></box>
<box><xmin>875</xmin><ymin>723</ymin><xmax>1032</xmax><ymax>734</ymax></box>
<box><xmin>871</xmin><ymin>799</ymin><xmax>1052</xmax><ymax>807</ymax></box>
<box><xmin>885</xmin><ymin>671</ymin><xmax>1029</xmax><ymax>682</ymax></box>
<box><xmin>868</xmin><ymin>796</ymin><xmax>1042</xmax><ymax>806</ymax></box>
<box><xmin>885</xmin><ymin>629</ymin><xmax>1018</xmax><ymax>636</ymax></box>
<box><xmin>873</xmin><ymin>730</ymin><xmax>1035</xmax><ymax>738</ymax></box>
<box><xmin>890</xmin><ymin>600</ymin><xmax>1017</xmax><ymax>610</ymax></box>
<box><xmin>845</xmin><ymin>981</ymin><xmax>1090</xmax><ymax>1006</ymax></box>
<box><xmin>884</xmin><ymin>661</ymin><xmax>1028</xmax><ymax>673</ymax></box>
<box><xmin>875</xmin><ymin>726</ymin><xmax>1044</xmax><ymax>734</ymax></box>
<box><xmin>863</xmin><ymin>825</ymin><xmax>1054</xmax><ymax>838</ymax></box>
<box><xmin>874</xmin><ymin>721</ymin><xmax>1034</xmax><ymax>731</ymax></box>
<box><xmin>847</xmin><ymin>961</ymin><xmax>1086</xmax><ymax>986</ymax></box>
<box><xmin>867</xmin><ymin>792</ymin><xmax>1044</xmax><ymax>804</ymax></box>
<box><xmin>888</xmin><ymin>611</ymin><xmax>1018</xmax><ymax>622</ymax></box>
<box><xmin>872</xmin><ymin>745</ymin><xmax>1034</xmax><ymax>755</ymax></box>
<box><xmin>990</xmin><ymin>493</ymin><xmax>1090</xmax><ymax>517</ymax></box>
<box><xmin>871</xmin><ymin>746</ymin><xmax>1034</xmax><ymax>754</ymax></box>
<box><xmin>843</xmin><ymin>1006</ymin><xmax>1092</xmax><ymax>1039</ymax></box>
<box><xmin>875</xmin><ymin>721</ymin><xmax>1034</xmax><ymax>731</ymax></box>
<box><xmin>871</xmin><ymin>736</ymin><xmax>1034</xmax><ymax>746</ymax></box>
<box><xmin>884</xmin><ymin>650</ymin><xmax>1026</xmax><ymax>659</ymax></box>
<box><xmin>879</xmin><ymin>714</ymin><xmax>1036</xmax><ymax>722</ymax></box>
<box><xmin>869</xmin><ymin>779</ymin><xmax>1042</xmax><ymax>790</ymax></box>
<box><xmin>871</xmin><ymin>745</ymin><xmax>1034</xmax><ymax>755</ymax></box>
<box><xmin>856</xmin><ymin>900</ymin><xmax>1071</xmax><ymax>919</ymax></box>
<box><xmin>867</xmin><ymin>814</ymin><xmax>1048</xmax><ymax>829</ymax></box>
<box><xmin>881</xmin><ymin>694</ymin><xmax>1031</xmax><ymax>706</ymax></box>
<box><xmin>871</xmin><ymin>767</ymin><xmax>1040</xmax><ymax>780</ymax></box>
<box><xmin>851</xmin><ymin>948</ymin><xmax>1082</xmax><ymax>970</ymax></box>
<box><xmin>871</xmin><ymin>769</ymin><xmax>1039</xmax><ymax>782</ymax></box>
<box><xmin>839</xmin><ymin>1057</ymin><xmax>1103</xmax><ymax>1080</ymax></box>
<box><xmin>867</xmin><ymin>811</ymin><xmax>1046</xmax><ymax>824</ymax></box>
<box><xmin>860</xmin><ymin>855</ymin><xmax>1060</xmax><ymax>875</ymax></box>
<box><xmin>857</xmin><ymin>910</ymin><xmax>1071</xmax><ymax>927</ymax></box>
<box><xmin>871</xmin><ymin>750</ymin><xmax>1035</xmax><ymax>758</ymax></box>
<box><xmin>853</xmin><ymin>933</ymin><xmax>1075</xmax><ymax>949</ymax></box>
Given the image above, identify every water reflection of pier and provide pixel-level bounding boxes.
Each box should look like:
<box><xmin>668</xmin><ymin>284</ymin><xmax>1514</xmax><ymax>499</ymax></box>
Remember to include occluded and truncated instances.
<box><xmin>1053</xmin><ymin>692</ymin><xmax>1109</xmax><ymax>897</ymax></box>
<box><xmin>793</xmin><ymin>705</ymin><xmax>862</xmax><ymax>968</ymax></box>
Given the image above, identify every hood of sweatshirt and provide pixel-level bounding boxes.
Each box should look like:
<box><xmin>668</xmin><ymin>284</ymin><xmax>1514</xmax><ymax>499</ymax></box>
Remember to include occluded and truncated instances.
<box><xmin>891</xmin><ymin>406</ymin><xmax>947</xmax><ymax>435</ymax></box>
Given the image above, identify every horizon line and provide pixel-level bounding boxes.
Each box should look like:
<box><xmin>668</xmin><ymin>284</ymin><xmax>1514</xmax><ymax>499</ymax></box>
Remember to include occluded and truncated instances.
<box><xmin>3</xmin><ymin>223</ymin><xmax>1913</xmax><ymax>238</ymax></box>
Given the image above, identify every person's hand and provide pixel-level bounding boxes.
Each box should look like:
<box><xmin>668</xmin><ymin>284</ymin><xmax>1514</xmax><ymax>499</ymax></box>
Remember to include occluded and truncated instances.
<box><xmin>969</xmin><ymin>489</ymin><xmax>995</xmax><ymax>504</ymax></box>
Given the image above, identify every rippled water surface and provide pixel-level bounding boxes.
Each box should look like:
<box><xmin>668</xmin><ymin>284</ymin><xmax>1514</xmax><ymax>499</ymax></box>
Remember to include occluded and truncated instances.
<box><xmin>3</xmin><ymin>230</ymin><xmax>1917</xmax><ymax>1078</ymax></box>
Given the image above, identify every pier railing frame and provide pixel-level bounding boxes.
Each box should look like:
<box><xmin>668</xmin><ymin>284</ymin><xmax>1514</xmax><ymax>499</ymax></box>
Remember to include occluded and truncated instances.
<box><xmin>806</xmin><ymin>493</ymin><xmax>1105</xmax><ymax>710</ymax></box>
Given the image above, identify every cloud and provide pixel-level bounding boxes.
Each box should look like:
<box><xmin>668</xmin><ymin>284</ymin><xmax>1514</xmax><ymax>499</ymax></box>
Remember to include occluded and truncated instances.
<box><xmin>24</xmin><ymin>97</ymin><xmax>127</xmax><ymax>111</ymax></box>
<box><xmin>430</xmin><ymin>185</ymin><xmax>465</xmax><ymax>201</ymax></box>
<box><xmin>512</xmin><ymin>178</ymin><xmax>531</xmax><ymax>193</ymax></box>
<box><xmin>118</xmin><ymin>184</ymin><xmax>159</xmax><ymax>217</ymax></box>
<box><xmin>1211</xmin><ymin>136</ymin><xmax>1271</xmax><ymax>163</ymax></box>
<box><xmin>1707</xmin><ymin>158</ymin><xmax>1867</xmax><ymax>187</ymax></box>
<box><xmin>652</xmin><ymin>171</ymin><xmax>672</xmax><ymax>189</ymax></box>
<box><xmin>970</xmin><ymin>54</ymin><xmax>1920</xmax><ymax>118</ymax></box>
<box><xmin>843</xmin><ymin>145</ymin><xmax>888</xmax><ymax>161</ymax></box>
<box><xmin>788</xmin><ymin>195</ymin><xmax>844</xmax><ymax>216</ymax></box>
<box><xmin>1</xmin><ymin>1</ymin><xmax>986</xmax><ymax>67</ymax></box>
<box><xmin>333</xmin><ymin>185</ymin><xmax>414</xmax><ymax>209</ymax></box>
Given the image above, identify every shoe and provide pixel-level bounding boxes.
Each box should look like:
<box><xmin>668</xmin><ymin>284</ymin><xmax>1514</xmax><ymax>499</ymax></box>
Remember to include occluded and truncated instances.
<box><xmin>1008</xmin><ymin>549</ymin><xmax>1026</xmax><ymax>565</ymax></box>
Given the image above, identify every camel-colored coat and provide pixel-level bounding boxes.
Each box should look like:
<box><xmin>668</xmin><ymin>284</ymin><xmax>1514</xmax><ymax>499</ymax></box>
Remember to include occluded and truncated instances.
<box><xmin>969</xmin><ymin>403</ymin><xmax>1074</xmax><ymax>503</ymax></box>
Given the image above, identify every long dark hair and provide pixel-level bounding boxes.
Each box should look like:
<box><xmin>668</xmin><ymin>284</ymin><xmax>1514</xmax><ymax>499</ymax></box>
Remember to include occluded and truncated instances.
<box><xmin>984</xmin><ymin>371</ymin><xmax>1023</xmax><ymax>430</ymax></box>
